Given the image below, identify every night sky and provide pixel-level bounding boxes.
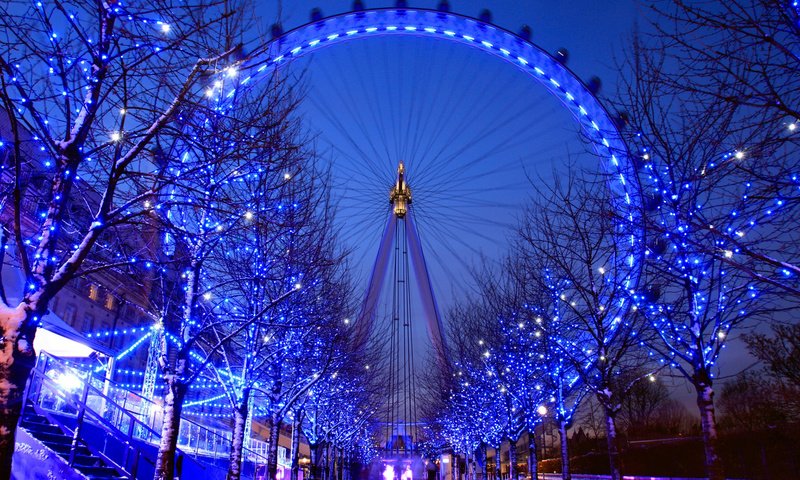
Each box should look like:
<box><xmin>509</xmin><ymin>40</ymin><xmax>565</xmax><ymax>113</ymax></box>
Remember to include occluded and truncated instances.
<box><xmin>251</xmin><ymin>1</ymin><xmax>756</xmax><ymax>405</ymax></box>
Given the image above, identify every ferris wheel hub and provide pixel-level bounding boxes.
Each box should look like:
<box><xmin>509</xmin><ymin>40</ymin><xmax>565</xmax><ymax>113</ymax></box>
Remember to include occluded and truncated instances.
<box><xmin>390</xmin><ymin>162</ymin><xmax>412</xmax><ymax>218</ymax></box>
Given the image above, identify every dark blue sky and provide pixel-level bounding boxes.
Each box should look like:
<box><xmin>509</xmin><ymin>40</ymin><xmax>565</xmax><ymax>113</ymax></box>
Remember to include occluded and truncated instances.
<box><xmin>257</xmin><ymin>0</ymin><xmax>643</xmax><ymax>297</ymax></box>
<box><xmin>253</xmin><ymin>1</ymin><xmax>755</xmax><ymax>402</ymax></box>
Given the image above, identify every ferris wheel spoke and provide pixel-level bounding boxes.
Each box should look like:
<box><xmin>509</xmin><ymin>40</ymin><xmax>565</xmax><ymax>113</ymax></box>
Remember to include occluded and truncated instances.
<box><xmin>285</xmin><ymin>30</ymin><xmax>613</xmax><ymax>325</ymax></box>
<box><xmin>309</xmin><ymin>107</ymin><xmax>383</xmax><ymax>182</ymax></box>
<box><xmin>412</xmin><ymin>96</ymin><xmax>557</xmax><ymax>188</ymax></box>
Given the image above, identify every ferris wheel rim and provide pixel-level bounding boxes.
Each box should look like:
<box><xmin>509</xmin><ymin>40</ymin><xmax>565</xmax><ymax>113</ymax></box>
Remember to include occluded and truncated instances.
<box><xmin>231</xmin><ymin>5</ymin><xmax>643</xmax><ymax>301</ymax></box>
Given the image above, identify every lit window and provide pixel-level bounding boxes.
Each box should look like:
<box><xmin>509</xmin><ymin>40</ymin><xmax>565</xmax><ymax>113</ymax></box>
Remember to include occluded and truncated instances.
<box><xmin>88</xmin><ymin>284</ymin><xmax>99</xmax><ymax>301</ymax></box>
<box><xmin>105</xmin><ymin>294</ymin><xmax>115</xmax><ymax>310</ymax></box>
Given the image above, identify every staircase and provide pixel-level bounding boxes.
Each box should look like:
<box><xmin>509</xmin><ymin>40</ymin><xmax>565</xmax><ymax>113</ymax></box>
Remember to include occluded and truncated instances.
<box><xmin>21</xmin><ymin>353</ymin><xmax>269</xmax><ymax>480</ymax></box>
<box><xmin>20</xmin><ymin>406</ymin><xmax>127</xmax><ymax>479</ymax></box>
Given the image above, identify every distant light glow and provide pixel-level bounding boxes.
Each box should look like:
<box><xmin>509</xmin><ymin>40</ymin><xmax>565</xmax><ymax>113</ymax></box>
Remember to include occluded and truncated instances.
<box><xmin>537</xmin><ymin>405</ymin><xmax>548</xmax><ymax>416</ymax></box>
<box><xmin>401</xmin><ymin>465</ymin><xmax>413</xmax><ymax>480</ymax></box>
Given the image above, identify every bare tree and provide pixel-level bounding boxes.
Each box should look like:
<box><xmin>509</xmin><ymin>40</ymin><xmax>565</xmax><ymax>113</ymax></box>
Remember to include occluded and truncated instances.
<box><xmin>300</xmin><ymin>348</ymin><xmax>383</xmax><ymax>480</ymax></box>
<box><xmin>0</xmin><ymin>0</ymin><xmax>253</xmax><ymax>474</ymax></box>
<box><xmin>196</xmin><ymin>160</ymin><xmax>353</xmax><ymax>479</ymax></box>
<box><xmin>143</xmin><ymin>64</ymin><xmax>322</xmax><ymax>478</ymax></box>
<box><xmin>641</xmin><ymin>0</ymin><xmax>800</xmax><ymax>299</ymax></box>
<box><xmin>717</xmin><ymin>370</ymin><xmax>787</xmax><ymax>433</ymax></box>
<box><xmin>617</xmin><ymin>378</ymin><xmax>669</xmax><ymax>438</ymax></box>
<box><xmin>744</xmin><ymin>323</ymin><xmax>800</xmax><ymax>418</ymax></box>
<box><xmin>614</xmin><ymin>34</ymin><xmax>788</xmax><ymax>480</ymax></box>
<box><xmin>515</xmin><ymin>171</ymin><xmax>658</xmax><ymax>480</ymax></box>
<box><xmin>617</xmin><ymin>378</ymin><xmax>693</xmax><ymax>438</ymax></box>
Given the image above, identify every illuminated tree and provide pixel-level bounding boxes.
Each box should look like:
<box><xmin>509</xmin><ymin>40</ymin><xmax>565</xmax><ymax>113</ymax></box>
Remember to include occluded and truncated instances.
<box><xmin>0</xmin><ymin>0</ymin><xmax>248</xmax><ymax>474</ymax></box>
<box><xmin>616</xmin><ymin>38</ymin><xmax>781</xmax><ymax>480</ymax></box>
<box><xmin>603</xmin><ymin>2</ymin><xmax>800</xmax><ymax>478</ymax></box>
<box><xmin>446</xmin><ymin>264</ymin><xmax>578</xmax><ymax>480</ymax></box>
<box><xmin>144</xmin><ymin>62</ymin><xmax>317</xmax><ymax>478</ymax></box>
<box><xmin>191</xmin><ymin>158</ymin><xmax>353</xmax><ymax>479</ymax></box>
<box><xmin>441</xmin><ymin>293</ymin><xmax>514</xmax><ymax>480</ymax></box>
<box><xmin>514</xmin><ymin>173</ymin><xmax>657</xmax><ymax>480</ymax></box>
<box><xmin>300</xmin><ymin>355</ymin><xmax>382</xmax><ymax>480</ymax></box>
<box><xmin>641</xmin><ymin>1</ymin><xmax>800</xmax><ymax>300</ymax></box>
<box><xmin>513</xmin><ymin>280</ymin><xmax>586</xmax><ymax>480</ymax></box>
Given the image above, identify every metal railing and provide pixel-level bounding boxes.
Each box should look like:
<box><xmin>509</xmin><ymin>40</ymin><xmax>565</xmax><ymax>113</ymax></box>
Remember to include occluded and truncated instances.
<box><xmin>25</xmin><ymin>358</ymin><xmax>154</xmax><ymax>478</ymax></box>
<box><xmin>27</xmin><ymin>352</ymin><xmax>271</xmax><ymax>478</ymax></box>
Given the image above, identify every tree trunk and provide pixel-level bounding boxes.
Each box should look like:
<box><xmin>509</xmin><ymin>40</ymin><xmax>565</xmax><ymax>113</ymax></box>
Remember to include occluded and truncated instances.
<box><xmin>0</xmin><ymin>306</ymin><xmax>39</xmax><ymax>480</ymax></box>
<box><xmin>337</xmin><ymin>448</ymin><xmax>344</xmax><ymax>480</ymax></box>
<box><xmin>267</xmin><ymin>415</ymin><xmax>284</xmax><ymax>480</ymax></box>
<box><xmin>323</xmin><ymin>444</ymin><xmax>333</xmax><ymax>480</ymax></box>
<box><xmin>320</xmin><ymin>444</ymin><xmax>326</xmax><ymax>480</ymax></box>
<box><xmin>481</xmin><ymin>444</ymin><xmax>489</xmax><ymax>480</ymax></box>
<box><xmin>453</xmin><ymin>452</ymin><xmax>460</xmax><ymax>480</ymax></box>
<box><xmin>309</xmin><ymin>442</ymin><xmax>321</xmax><ymax>480</ymax></box>
<box><xmin>328</xmin><ymin>444</ymin><xmax>335</xmax><ymax>480</ymax></box>
<box><xmin>494</xmin><ymin>445</ymin><xmax>501</xmax><ymax>480</ymax></box>
<box><xmin>508</xmin><ymin>439</ymin><xmax>517</xmax><ymax>480</ymax></box>
<box><xmin>602</xmin><ymin>408</ymin><xmax>621</xmax><ymax>480</ymax></box>
<box><xmin>154</xmin><ymin>378</ymin><xmax>188</xmax><ymax>480</ymax></box>
<box><xmin>290</xmin><ymin>414</ymin><xmax>302</xmax><ymax>480</ymax></box>
<box><xmin>527</xmin><ymin>430</ymin><xmax>537</xmax><ymax>480</ymax></box>
<box><xmin>695</xmin><ymin>381</ymin><xmax>724</xmax><ymax>480</ymax></box>
<box><xmin>328</xmin><ymin>444</ymin><xmax>334</xmax><ymax>480</ymax></box>
<box><xmin>558</xmin><ymin>420</ymin><xmax>570</xmax><ymax>480</ymax></box>
<box><xmin>227</xmin><ymin>389</ymin><xmax>251</xmax><ymax>480</ymax></box>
